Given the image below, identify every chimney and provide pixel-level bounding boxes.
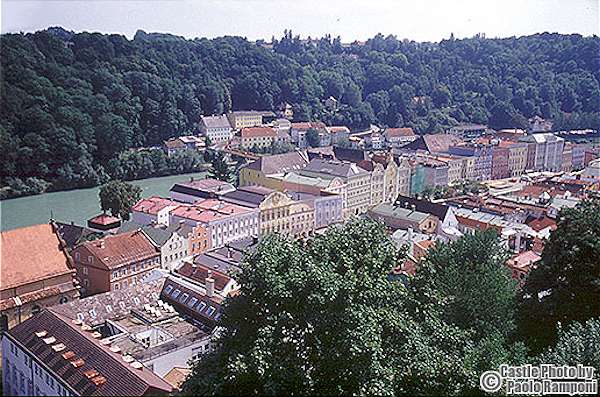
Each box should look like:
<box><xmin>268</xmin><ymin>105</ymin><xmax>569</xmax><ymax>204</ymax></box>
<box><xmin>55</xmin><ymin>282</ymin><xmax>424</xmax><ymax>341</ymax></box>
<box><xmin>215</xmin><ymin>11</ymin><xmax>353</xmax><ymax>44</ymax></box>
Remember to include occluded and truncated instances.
<box><xmin>99</xmin><ymin>240</ymin><xmax>105</xmax><ymax>249</ymax></box>
<box><xmin>411</xmin><ymin>204</ymin><xmax>416</xmax><ymax>212</ymax></box>
<box><xmin>407</xmin><ymin>227</ymin><xmax>414</xmax><ymax>242</ymax></box>
<box><xmin>205</xmin><ymin>270</ymin><xmax>215</xmax><ymax>298</ymax></box>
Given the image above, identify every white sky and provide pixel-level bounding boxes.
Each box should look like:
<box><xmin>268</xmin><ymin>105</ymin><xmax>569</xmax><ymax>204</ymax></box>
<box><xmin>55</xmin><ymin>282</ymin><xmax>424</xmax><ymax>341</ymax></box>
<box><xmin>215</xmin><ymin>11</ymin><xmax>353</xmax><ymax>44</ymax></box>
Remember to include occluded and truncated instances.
<box><xmin>1</xmin><ymin>0</ymin><xmax>598</xmax><ymax>42</ymax></box>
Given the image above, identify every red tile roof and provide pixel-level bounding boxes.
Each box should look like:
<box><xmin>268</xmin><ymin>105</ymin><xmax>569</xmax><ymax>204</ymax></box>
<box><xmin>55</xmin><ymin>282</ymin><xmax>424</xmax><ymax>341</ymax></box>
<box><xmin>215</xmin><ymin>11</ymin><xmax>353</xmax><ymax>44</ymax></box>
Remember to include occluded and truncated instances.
<box><xmin>170</xmin><ymin>200</ymin><xmax>253</xmax><ymax>224</ymax></box>
<box><xmin>526</xmin><ymin>216</ymin><xmax>557</xmax><ymax>232</ymax></box>
<box><xmin>132</xmin><ymin>196</ymin><xmax>182</xmax><ymax>215</ymax></box>
<box><xmin>386</xmin><ymin>127</ymin><xmax>415</xmax><ymax>138</ymax></box>
<box><xmin>78</xmin><ymin>231</ymin><xmax>158</xmax><ymax>270</ymax></box>
<box><xmin>88</xmin><ymin>214</ymin><xmax>121</xmax><ymax>226</ymax></box>
<box><xmin>1</xmin><ymin>224</ymin><xmax>74</xmax><ymax>290</ymax></box>
<box><xmin>177</xmin><ymin>262</ymin><xmax>232</xmax><ymax>292</ymax></box>
<box><xmin>240</xmin><ymin>126</ymin><xmax>277</xmax><ymax>138</ymax></box>
<box><xmin>291</xmin><ymin>122</ymin><xmax>326</xmax><ymax>130</ymax></box>
<box><xmin>508</xmin><ymin>250</ymin><xmax>541</xmax><ymax>270</ymax></box>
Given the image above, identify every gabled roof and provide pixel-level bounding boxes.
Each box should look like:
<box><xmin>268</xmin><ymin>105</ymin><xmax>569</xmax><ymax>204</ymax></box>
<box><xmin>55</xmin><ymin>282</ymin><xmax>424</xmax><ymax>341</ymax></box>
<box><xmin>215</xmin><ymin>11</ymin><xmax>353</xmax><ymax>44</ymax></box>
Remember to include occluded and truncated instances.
<box><xmin>132</xmin><ymin>196</ymin><xmax>181</xmax><ymax>215</ymax></box>
<box><xmin>332</xmin><ymin>146</ymin><xmax>369</xmax><ymax>163</ymax></box>
<box><xmin>201</xmin><ymin>114</ymin><xmax>231</xmax><ymax>129</ymax></box>
<box><xmin>220</xmin><ymin>186</ymin><xmax>275</xmax><ymax>208</ymax></box>
<box><xmin>395</xmin><ymin>195</ymin><xmax>450</xmax><ymax>220</ymax></box>
<box><xmin>117</xmin><ymin>222</ymin><xmax>192</xmax><ymax>247</ymax></box>
<box><xmin>404</xmin><ymin>134</ymin><xmax>463</xmax><ymax>153</ymax></box>
<box><xmin>386</xmin><ymin>127</ymin><xmax>415</xmax><ymax>138</ymax></box>
<box><xmin>6</xmin><ymin>309</ymin><xmax>173</xmax><ymax>396</ymax></box>
<box><xmin>54</xmin><ymin>222</ymin><xmax>103</xmax><ymax>249</ymax></box>
<box><xmin>291</xmin><ymin>121</ymin><xmax>326</xmax><ymax>131</ymax></box>
<box><xmin>160</xmin><ymin>275</ymin><xmax>223</xmax><ymax>326</ymax></box>
<box><xmin>78</xmin><ymin>231</ymin><xmax>158</xmax><ymax>270</ymax></box>
<box><xmin>245</xmin><ymin>150</ymin><xmax>309</xmax><ymax>175</ymax></box>
<box><xmin>177</xmin><ymin>262</ymin><xmax>233</xmax><ymax>292</ymax></box>
<box><xmin>1</xmin><ymin>224</ymin><xmax>75</xmax><ymax>290</ymax></box>
<box><xmin>302</xmin><ymin>158</ymin><xmax>369</xmax><ymax>179</ymax></box>
<box><xmin>240</xmin><ymin>126</ymin><xmax>277</xmax><ymax>138</ymax></box>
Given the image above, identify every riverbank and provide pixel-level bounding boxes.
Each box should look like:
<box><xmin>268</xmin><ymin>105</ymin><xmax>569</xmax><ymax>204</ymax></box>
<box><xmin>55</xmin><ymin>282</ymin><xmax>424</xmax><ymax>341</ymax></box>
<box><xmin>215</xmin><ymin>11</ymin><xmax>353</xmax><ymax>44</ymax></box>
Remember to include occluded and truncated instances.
<box><xmin>0</xmin><ymin>171</ymin><xmax>207</xmax><ymax>232</ymax></box>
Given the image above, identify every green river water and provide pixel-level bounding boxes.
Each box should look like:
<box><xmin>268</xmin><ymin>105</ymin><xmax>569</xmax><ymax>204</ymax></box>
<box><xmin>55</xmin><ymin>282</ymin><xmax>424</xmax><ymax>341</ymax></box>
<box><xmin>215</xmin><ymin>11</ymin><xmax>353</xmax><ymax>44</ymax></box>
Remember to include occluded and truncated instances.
<box><xmin>0</xmin><ymin>172</ymin><xmax>207</xmax><ymax>232</ymax></box>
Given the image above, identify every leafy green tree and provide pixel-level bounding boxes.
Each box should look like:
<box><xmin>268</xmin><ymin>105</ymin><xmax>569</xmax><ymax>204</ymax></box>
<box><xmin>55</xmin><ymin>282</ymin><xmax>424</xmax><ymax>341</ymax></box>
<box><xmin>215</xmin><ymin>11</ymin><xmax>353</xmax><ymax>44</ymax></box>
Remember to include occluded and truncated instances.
<box><xmin>412</xmin><ymin>230</ymin><xmax>517</xmax><ymax>340</ymax></box>
<box><xmin>208</xmin><ymin>150</ymin><xmax>234</xmax><ymax>182</ymax></box>
<box><xmin>182</xmin><ymin>220</ymin><xmax>518</xmax><ymax>396</ymax></box>
<box><xmin>98</xmin><ymin>180</ymin><xmax>142</xmax><ymax>220</ymax></box>
<box><xmin>537</xmin><ymin>318</ymin><xmax>600</xmax><ymax>378</ymax></box>
<box><xmin>518</xmin><ymin>199</ymin><xmax>600</xmax><ymax>353</ymax></box>
<box><xmin>305</xmin><ymin>128</ymin><xmax>321</xmax><ymax>148</ymax></box>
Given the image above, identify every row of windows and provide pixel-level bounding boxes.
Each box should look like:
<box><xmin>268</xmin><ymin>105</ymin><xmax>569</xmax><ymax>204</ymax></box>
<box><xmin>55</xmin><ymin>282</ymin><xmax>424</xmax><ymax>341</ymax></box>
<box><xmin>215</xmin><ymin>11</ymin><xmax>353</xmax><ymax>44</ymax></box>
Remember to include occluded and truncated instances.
<box><xmin>111</xmin><ymin>259</ymin><xmax>157</xmax><ymax>280</ymax></box>
<box><xmin>164</xmin><ymin>285</ymin><xmax>220</xmax><ymax>319</ymax></box>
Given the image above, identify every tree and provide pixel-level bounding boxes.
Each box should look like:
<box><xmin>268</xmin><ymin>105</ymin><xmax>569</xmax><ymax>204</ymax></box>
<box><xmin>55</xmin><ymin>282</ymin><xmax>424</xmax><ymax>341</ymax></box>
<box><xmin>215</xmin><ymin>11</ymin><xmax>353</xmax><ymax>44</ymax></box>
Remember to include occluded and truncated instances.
<box><xmin>98</xmin><ymin>180</ymin><xmax>142</xmax><ymax>220</ymax></box>
<box><xmin>305</xmin><ymin>128</ymin><xmax>321</xmax><ymax>148</ymax></box>
<box><xmin>182</xmin><ymin>220</ymin><xmax>516</xmax><ymax>396</ymax></box>
<box><xmin>412</xmin><ymin>230</ymin><xmax>517</xmax><ymax>340</ymax></box>
<box><xmin>538</xmin><ymin>317</ymin><xmax>600</xmax><ymax>380</ymax></box>
<box><xmin>208</xmin><ymin>150</ymin><xmax>234</xmax><ymax>182</ymax></box>
<box><xmin>518</xmin><ymin>199</ymin><xmax>600</xmax><ymax>353</ymax></box>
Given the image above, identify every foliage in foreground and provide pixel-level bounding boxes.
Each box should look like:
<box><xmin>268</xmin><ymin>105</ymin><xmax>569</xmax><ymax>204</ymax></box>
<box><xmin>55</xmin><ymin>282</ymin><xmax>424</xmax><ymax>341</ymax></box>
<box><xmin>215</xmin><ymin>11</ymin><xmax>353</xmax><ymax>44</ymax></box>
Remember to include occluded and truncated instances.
<box><xmin>183</xmin><ymin>221</ymin><xmax>525</xmax><ymax>396</ymax></box>
<box><xmin>518</xmin><ymin>198</ymin><xmax>600</xmax><ymax>353</ymax></box>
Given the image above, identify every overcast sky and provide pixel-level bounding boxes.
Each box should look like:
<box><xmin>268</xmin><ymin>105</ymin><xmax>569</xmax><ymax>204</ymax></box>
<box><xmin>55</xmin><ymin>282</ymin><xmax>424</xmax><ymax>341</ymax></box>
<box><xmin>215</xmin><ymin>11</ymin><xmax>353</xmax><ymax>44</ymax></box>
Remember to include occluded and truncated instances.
<box><xmin>1</xmin><ymin>0</ymin><xmax>598</xmax><ymax>42</ymax></box>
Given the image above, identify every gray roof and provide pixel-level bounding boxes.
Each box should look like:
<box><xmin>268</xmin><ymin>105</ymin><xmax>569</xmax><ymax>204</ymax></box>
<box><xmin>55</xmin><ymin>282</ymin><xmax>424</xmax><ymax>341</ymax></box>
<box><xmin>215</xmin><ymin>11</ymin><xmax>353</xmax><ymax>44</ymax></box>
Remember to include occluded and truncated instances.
<box><xmin>301</xmin><ymin>158</ymin><xmax>369</xmax><ymax>179</ymax></box>
<box><xmin>220</xmin><ymin>186</ymin><xmax>275</xmax><ymax>208</ymax></box>
<box><xmin>118</xmin><ymin>221</ymin><xmax>193</xmax><ymax>247</ymax></box>
<box><xmin>201</xmin><ymin>114</ymin><xmax>231</xmax><ymax>129</ymax></box>
<box><xmin>370</xmin><ymin>203</ymin><xmax>430</xmax><ymax>223</ymax></box>
<box><xmin>245</xmin><ymin>150</ymin><xmax>309</xmax><ymax>175</ymax></box>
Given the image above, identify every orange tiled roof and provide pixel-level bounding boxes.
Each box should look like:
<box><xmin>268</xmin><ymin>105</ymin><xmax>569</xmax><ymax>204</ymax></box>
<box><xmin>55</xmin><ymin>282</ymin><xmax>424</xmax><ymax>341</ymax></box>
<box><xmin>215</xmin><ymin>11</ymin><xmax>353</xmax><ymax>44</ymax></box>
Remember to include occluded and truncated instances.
<box><xmin>1</xmin><ymin>224</ymin><xmax>74</xmax><ymax>290</ymax></box>
<box><xmin>79</xmin><ymin>231</ymin><xmax>158</xmax><ymax>270</ymax></box>
<box><xmin>386</xmin><ymin>127</ymin><xmax>415</xmax><ymax>137</ymax></box>
<box><xmin>240</xmin><ymin>127</ymin><xmax>277</xmax><ymax>138</ymax></box>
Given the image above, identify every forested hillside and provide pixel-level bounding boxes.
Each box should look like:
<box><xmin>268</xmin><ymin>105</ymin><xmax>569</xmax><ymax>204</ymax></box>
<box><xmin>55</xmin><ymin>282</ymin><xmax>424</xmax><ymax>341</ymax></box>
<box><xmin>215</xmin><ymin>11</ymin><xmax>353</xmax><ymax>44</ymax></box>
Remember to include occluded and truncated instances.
<box><xmin>1</xmin><ymin>28</ymin><xmax>598</xmax><ymax>198</ymax></box>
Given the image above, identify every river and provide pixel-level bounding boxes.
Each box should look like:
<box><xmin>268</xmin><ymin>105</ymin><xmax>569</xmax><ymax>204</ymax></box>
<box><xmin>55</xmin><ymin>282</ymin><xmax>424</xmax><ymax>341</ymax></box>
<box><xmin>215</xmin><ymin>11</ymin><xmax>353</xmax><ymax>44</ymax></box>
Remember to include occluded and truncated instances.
<box><xmin>0</xmin><ymin>172</ymin><xmax>207</xmax><ymax>232</ymax></box>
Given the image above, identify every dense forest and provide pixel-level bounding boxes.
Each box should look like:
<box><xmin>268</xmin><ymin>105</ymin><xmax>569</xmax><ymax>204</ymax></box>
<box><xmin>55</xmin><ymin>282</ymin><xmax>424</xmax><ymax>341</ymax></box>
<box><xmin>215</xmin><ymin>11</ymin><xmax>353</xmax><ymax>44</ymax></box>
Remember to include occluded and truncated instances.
<box><xmin>1</xmin><ymin>28</ymin><xmax>598</xmax><ymax>198</ymax></box>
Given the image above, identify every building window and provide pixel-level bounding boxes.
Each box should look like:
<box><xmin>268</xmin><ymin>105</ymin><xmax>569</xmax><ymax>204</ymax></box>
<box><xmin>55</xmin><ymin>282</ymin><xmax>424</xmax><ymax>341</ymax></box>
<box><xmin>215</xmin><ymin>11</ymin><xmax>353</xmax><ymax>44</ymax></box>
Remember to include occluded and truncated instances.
<box><xmin>82</xmin><ymin>267</ymin><xmax>88</xmax><ymax>275</ymax></box>
<box><xmin>31</xmin><ymin>305</ymin><xmax>41</xmax><ymax>315</ymax></box>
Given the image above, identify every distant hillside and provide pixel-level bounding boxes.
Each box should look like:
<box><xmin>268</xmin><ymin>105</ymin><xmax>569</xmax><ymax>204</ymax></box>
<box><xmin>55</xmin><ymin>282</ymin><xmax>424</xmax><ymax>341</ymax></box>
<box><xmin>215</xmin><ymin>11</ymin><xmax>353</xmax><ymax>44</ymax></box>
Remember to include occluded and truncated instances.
<box><xmin>1</xmin><ymin>29</ymin><xmax>598</xmax><ymax>196</ymax></box>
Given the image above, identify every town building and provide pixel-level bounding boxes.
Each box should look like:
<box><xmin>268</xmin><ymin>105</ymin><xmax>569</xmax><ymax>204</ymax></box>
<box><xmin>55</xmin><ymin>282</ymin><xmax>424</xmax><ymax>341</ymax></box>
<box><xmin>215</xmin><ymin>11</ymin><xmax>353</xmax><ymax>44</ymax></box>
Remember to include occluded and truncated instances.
<box><xmin>169</xmin><ymin>200</ymin><xmax>259</xmax><ymax>248</ymax></box>
<box><xmin>396</xmin><ymin>157</ymin><xmax>412</xmax><ymax>196</ymax></box>
<box><xmin>368</xmin><ymin>203</ymin><xmax>438</xmax><ymax>234</ymax></box>
<box><xmin>290</xmin><ymin>122</ymin><xmax>328</xmax><ymax>148</ymax></box>
<box><xmin>395</xmin><ymin>195</ymin><xmax>462</xmax><ymax>241</ymax></box>
<box><xmin>503</xmin><ymin>141</ymin><xmax>528</xmax><ymax>177</ymax></box>
<box><xmin>448</xmin><ymin>143</ymin><xmax>493</xmax><ymax>181</ymax></box>
<box><xmin>71</xmin><ymin>231</ymin><xmax>160</xmax><ymax>296</ymax></box>
<box><xmin>118</xmin><ymin>222</ymin><xmax>194</xmax><ymax>271</ymax></box>
<box><xmin>199</xmin><ymin>115</ymin><xmax>233</xmax><ymax>144</ymax></box>
<box><xmin>221</xmin><ymin>186</ymin><xmax>317</xmax><ymax>238</ymax></box>
<box><xmin>164</xmin><ymin>136</ymin><xmax>205</xmax><ymax>155</ymax></box>
<box><xmin>239</xmin><ymin>126</ymin><xmax>278</xmax><ymax>150</ymax></box>
<box><xmin>287</xmin><ymin>191</ymin><xmax>344</xmax><ymax>230</ymax></box>
<box><xmin>239</xmin><ymin>151</ymin><xmax>310</xmax><ymax>188</ymax></box>
<box><xmin>561</xmin><ymin>142</ymin><xmax>573</xmax><ymax>172</ymax></box>
<box><xmin>326</xmin><ymin>126</ymin><xmax>351</xmax><ymax>146</ymax></box>
<box><xmin>405</xmin><ymin>133</ymin><xmax>463</xmax><ymax>153</ymax></box>
<box><xmin>519</xmin><ymin>133</ymin><xmax>565</xmax><ymax>172</ymax></box>
<box><xmin>1</xmin><ymin>223</ymin><xmax>80</xmax><ymax>331</ymax></box>
<box><xmin>446</xmin><ymin>124</ymin><xmax>491</xmax><ymax>140</ymax></box>
<box><xmin>300</xmin><ymin>159</ymin><xmax>371</xmax><ymax>218</ymax></box>
<box><xmin>53</xmin><ymin>221</ymin><xmax>104</xmax><ymax>250</ymax></box>
<box><xmin>507</xmin><ymin>250</ymin><xmax>541</xmax><ymax>285</ymax></box>
<box><xmin>132</xmin><ymin>196</ymin><xmax>182</xmax><ymax>227</ymax></box>
<box><xmin>491</xmin><ymin>142</ymin><xmax>510</xmax><ymax>180</ymax></box>
<box><xmin>2</xmin><ymin>306</ymin><xmax>174</xmax><ymax>396</ymax></box>
<box><xmin>384</xmin><ymin>127</ymin><xmax>417</xmax><ymax>148</ymax></box>
<box><xmin>226</xmin><ymin>111</ymin><xmax>265</xmax><ymax>129</ymax></box>
<box><xmin>170</xmin><ymin>178</ymin><xmax>236</xmax><ymax>203</ymax></box>
<box><xmin>86</xmin><ymin>214</ymin><xmax>121</xmax><ymax>232</ymax></box>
